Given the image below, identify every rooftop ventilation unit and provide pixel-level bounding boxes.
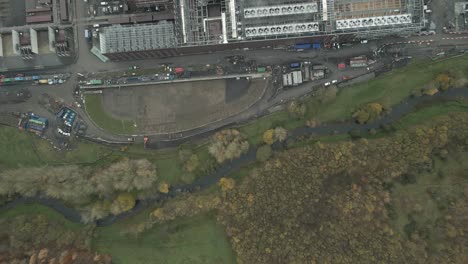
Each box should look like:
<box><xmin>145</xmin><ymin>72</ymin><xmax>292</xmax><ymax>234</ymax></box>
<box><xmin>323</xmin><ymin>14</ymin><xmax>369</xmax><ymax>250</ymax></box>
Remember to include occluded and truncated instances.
<box><xmin>245</xmin><ymin>22</ymin><xmax>320</xmax><ymax>37</ymax></box>
<box><xmin>243</xmin><ymin>3</ymin><xmax>318</xmax><ymax>19</ymax></box>
<box><xmin>336</xmin><ymin>14</ymin><xmax>412</xmax><ymax>30</ymax></box>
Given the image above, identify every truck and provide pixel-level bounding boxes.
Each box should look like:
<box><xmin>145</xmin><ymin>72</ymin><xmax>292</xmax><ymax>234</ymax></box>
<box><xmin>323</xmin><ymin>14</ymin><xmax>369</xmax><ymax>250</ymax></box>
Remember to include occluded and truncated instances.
<box><xmin>84</xmin><ymin>29</ymin><xmax>91</xmax><ymax>39</ymax></box>
<box><xmin>294</xmin><ymin>43</ymin><xmax>312</xmax><ymax>50</ymax></box>
<box><xmin>256</xmin><ymin>67</ymin><xmax>266</xmax><ymax>73</ymax></box>
<box><xmin>89</xmin><ymin>79</ymin><xmax>103</xmax><ymax>85</ymax></box>
<box><xmin>38</xmin><ymin>79</ymin><xmax>48</xmax><ymax>84</ymax></box>
<box><xmin>290</xmin><ymin>62</ymin><xmax>301</xmax><ymax>68</ymax></box>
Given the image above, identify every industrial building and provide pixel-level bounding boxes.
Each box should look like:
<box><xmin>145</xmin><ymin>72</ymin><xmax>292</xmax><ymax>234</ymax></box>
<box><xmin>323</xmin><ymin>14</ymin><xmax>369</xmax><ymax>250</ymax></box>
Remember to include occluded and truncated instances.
<box><xmin>94</xmin><ymin>0</ymin><xmax>425</xmax><ymax>60</ymax></box>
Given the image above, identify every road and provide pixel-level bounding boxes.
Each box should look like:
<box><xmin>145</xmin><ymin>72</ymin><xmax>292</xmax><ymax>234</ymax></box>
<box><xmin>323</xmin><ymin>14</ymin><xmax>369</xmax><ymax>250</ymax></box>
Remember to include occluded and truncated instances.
<box><xmin>2</xmin><ymin>0</ymin><xmax>468</xmax><ymax>146</ymax></box>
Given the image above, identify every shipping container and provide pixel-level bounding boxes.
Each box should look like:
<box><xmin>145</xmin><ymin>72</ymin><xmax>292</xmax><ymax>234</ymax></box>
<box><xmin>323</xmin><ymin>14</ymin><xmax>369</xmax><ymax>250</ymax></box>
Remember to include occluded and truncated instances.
<box><xmin>312</xmin><ymin>42</ymin><xmax>321</xmax><ymax>49</ymax></box>
<box><xmin>14</xmin><ymin>77</ymin><xmax>25</xmax><ymax>81</ymax></box>
<box><xmin>32</xmin><ymin>76</ymin><xmax>40</xmax><ymax>80</ymax></box>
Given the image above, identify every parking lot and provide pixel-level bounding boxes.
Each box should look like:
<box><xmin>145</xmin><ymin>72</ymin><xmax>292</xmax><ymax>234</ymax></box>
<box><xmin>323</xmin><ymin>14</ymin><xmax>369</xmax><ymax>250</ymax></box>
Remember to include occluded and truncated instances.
<box><xmin>100</xmin><ymin>77</ymin><xmax>267</xmax><ymax>134</ymax></box>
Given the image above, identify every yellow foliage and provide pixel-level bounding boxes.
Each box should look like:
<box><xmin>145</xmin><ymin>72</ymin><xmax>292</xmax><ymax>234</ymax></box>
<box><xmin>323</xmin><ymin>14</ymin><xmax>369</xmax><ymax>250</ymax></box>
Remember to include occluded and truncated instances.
<box><xmin>218</xmin><ymin>177</ymin><xmax>236</xmax><ymax>192</ymax></box>
<box><xmin>368</xmin><ymin>103</ymin><xmax>383</xmax><ymax>114</ymax></box>
<box><xmin>111</xmin><ymin>192</ymin><xmax>136</xmax><ymax>214</ymax></box>
<box><xmin>158</xmin><ymin>182</ymin><xmax>170</xmax><ymax>193</ymax></box>
<box><xmin>247</xmin><ymin>194</ymin><xmax>255</xmax><ymax>205</ymax></box>
<box><xmin>152</xmin><ymin>208</ymin><xmax>164</xmax><ymax>220</ymax></box>
<box><xmin>263</xmin><ymin>129</ymin><xmax>275</xmax><ymax>145</ymax></box>
<box><xmin>424</xmin><ymin>88</ymin><xmax>439</xmax><ymax>96</ymax></box>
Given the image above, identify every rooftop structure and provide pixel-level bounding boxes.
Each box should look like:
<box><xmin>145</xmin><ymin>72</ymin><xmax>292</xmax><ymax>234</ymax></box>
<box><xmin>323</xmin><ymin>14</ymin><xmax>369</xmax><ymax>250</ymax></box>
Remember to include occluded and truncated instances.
<box><xmin>98</xmin><ymin>22</ymin><xmax>176</xmax><ymax>54</ymax></box>
<box><xmin>99</xmin><ymin>0</ymin><xmax>424</xmax><ymax>60</ymax></box>
<box><xmin>171</xmin><ymin>0</ymin><xmax>423</xmax><ymax>45</ymax></box>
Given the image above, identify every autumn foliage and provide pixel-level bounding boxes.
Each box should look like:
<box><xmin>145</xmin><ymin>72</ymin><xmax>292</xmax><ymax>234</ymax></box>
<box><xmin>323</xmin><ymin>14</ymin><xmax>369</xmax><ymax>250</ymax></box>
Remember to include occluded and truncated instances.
<box><xmin>208</xmin><ymin>129</ymin><xmax>249</xmax><ymax>163</ymax></box>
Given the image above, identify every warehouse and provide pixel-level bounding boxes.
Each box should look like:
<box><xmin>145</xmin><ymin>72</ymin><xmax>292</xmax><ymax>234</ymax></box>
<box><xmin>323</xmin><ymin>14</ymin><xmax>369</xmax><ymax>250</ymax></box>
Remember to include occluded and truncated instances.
<box><xmin>96</xmin><ymin>21</ymin><xmax>177</xmax><ymax>60</ymax></box>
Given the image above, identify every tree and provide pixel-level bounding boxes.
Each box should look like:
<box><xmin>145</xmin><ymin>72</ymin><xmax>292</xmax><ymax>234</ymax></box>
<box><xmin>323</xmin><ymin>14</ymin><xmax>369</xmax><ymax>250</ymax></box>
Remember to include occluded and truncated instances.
<box><xmin>184</xmin><ymin>154</ymin><xmax>199</xmax><ymax>172</ymax></box>
<box><xmin>434</xmin><ymin>73</ymin><xmax>452</xmax><ymax>91</ymax></box>
<box><xmin>158</xmin><ymin>182</ymin><xmax>170</xmax><ymax>194</ymax></box>
<box><xmin>218</xmin><ymin>177</ymin><xmax>235</xmax><ymax>192</ymax></box>
<box><xmin>287</xmin><ymin>101</ymin><xmax>307</xmax><ymax>118</ymax></box>
<box><xmin>208</xmin><ymin>129</ymin><xmax>250</xmax><ymax>163</ymax></box>
<box><xmin>91</xmin><ymin>158</ymin><xmax>157</xmax><ymax>194</ymax></box>
<box><xmin>81</xmin><ymin>200</ymin><xmax>111</xmax><ymax>223</ymax></box>
<box><xmin>274</xmin><ymin>127</ymin><xmax>287</xmax><ymax>142</ymax></box>
<box><xmin>264</xmin><ymin>127</ymin><xmax>287</xmax><ymax>145</ymax></box>
<box><xmin>352</xmin><ymin>103</ymin><xmax>384</xmax><ymax>124</ymax></box>
<box><xmin>110</xmin><ymin>192</ymin><xmax>136</xmax><ymax>215</ymax></box>
<box><xmin>256</xmin><ymin>145</ymin><xmax>272</xmax><ymax>162</ymax></box>
<box><xmin>306</xmin><ymin>118</ymin><xmax>321</xmax><ymax>128</ymax></box>
<box><xmin>263</xmin><ymin>129</ymin><xmax>275</xmax><ymax>145</ymax></box>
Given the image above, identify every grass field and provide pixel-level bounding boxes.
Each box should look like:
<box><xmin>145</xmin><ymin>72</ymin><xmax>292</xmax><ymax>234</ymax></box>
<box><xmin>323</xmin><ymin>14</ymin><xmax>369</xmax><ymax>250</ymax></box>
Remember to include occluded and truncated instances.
<box><xmin>0</xmin><ymin>126</ymin><xmax>113</xmax><ymax>168</ymax></box>
<box><xmin>0</xmin><ymin>204</ymin><xmax>235</xmax><ymax>264</ymax></box>
<box><xmin>93</xmin><ymin>213</ymin><xmax>236</xmax><ymax>264</ymax></box>
<box><xmin>85</xmin><ymin>94</ymin><xmax>136</xmax><ymax>135</ymax></box>
<box><xmin>239</xmin><ymin>55</ymin><xmax>468</xmax><ymax>145</ymax></box>
<box><xmin>0</xmin><ymin>203</ymin><xmax>83</xmax><ymax>230</ymax></box>
<box><xmin>312</xmin><ymin>55</ymin><xmax>468</xmax><ymax>122</ymax></box>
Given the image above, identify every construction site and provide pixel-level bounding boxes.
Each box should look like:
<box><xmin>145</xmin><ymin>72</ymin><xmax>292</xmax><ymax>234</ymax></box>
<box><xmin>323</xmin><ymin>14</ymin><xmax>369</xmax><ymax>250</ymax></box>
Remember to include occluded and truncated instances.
<box><xmin>91</xmin><ymin>0</ymin><xmax>425</xmax><ymax>60</ymax></box>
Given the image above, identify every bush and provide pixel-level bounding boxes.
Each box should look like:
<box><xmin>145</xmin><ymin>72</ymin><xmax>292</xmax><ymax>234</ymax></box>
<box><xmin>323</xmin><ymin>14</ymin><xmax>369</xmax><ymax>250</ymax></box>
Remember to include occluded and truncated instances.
<box><xmin>287</xmin><ymin>101</ymin><xmax>307</xmax><ymax>118</ymax></box>
<box><xmin>256</xmin><ymin>145</ymin><xmax>272</xmax><ymax>162</ymax></box>
<box><xmin>352</xmin><ymin>103</ymin><xmax>384</xmax><ymax>124</ymax></box>
<box><xmin>110</xmin><ymin>192</ymin><xmax>136</xmax><ymax>215</ymax></box>
<box><xmin>263</xmin><ymin>127</ymin><xmax>288</xmax><ymax>145</ymax></box>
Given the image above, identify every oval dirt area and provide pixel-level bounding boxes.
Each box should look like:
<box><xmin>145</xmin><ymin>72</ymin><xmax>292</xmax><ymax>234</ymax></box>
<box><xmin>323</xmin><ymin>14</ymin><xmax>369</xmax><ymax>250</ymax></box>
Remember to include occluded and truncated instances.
<box><xmin>100</xmin><ymin>78</ymin><xmax>267</xmax><ymax>134</ymax></box>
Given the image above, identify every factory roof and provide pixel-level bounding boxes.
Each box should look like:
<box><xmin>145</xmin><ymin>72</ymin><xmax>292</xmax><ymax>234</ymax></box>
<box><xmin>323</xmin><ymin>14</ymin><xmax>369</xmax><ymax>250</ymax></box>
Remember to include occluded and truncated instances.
<box><xmin>99</xmin><ymin>22</ymin><xmax>176</xmax><ymax>54</ymax></box>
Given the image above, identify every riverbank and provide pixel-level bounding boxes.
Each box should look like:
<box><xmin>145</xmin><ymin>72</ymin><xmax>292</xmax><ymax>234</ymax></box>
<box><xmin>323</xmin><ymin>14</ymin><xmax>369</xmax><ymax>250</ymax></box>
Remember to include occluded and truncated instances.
<box><xmin>2</xmin><ymin>87</ymin><xmax>468</xmax><ymax>226</ymax></box>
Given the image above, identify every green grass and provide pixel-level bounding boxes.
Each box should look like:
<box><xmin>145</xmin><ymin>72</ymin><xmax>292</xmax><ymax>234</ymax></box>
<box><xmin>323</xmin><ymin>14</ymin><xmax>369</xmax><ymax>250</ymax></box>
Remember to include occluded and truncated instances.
<box><xmin>93</xmin><ymin>213</ymin><xmax>236</xmax><ymax>264</ymax></box>
<box><xmin>0</xmin><ymin>203</ymin><xmax>83</xmax><ymax>230</ymax></box>
<box><xmin>312</xmin><ymin>55</ymin><xmax>468</xmax><ymax>122</ymax></box>
<box><xmin>0</xmin><ymin>126</ymin><xmax>114</xmax><ymax>168</ymax></box>
<box><xmin>85</xmin><ymin>94</ymin><xmax>136</xmax><ymax>135</ymax></box>
<box><xmin>0</xmin><ymin>126</ymin><xmax>42</xmax><ymax>167</ymax></box>
<box><xmin>238</xmin><ymin>55</ymin><xmax>468</xmax><ymax>145</ymax></box>
<box><xmin>395</xmin><ymin>100</ymin><xmax>468</xmax><ymax>129</ymax></box>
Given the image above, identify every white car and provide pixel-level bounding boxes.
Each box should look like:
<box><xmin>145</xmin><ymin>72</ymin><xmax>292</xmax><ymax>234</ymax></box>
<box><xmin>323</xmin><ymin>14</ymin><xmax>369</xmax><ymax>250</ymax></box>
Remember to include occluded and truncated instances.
<box><xmin>331</xmin><ymin>80</ymin><xmax>338</xmax><ymax>84</ymax></box>
<box><xmin>324</xmin><ymin>82</ymin><xmax>331</xmax><ymax>87</ymax></box>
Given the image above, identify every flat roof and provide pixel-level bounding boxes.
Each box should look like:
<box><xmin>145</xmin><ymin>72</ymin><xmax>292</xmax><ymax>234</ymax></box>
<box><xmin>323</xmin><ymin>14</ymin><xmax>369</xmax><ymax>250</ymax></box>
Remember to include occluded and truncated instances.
<box><xmin>99</xmin><ymin>22</ymin><xmax>176</xmax><ymax>54</ymax></box>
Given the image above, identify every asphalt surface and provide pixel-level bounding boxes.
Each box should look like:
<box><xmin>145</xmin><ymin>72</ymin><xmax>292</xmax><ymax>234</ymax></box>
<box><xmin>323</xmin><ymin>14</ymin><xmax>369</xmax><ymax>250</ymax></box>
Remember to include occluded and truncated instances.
<box><xmin>2</xmin><ymin>0</ymin><xmax>468</xmax><ymax>146</ymax></box>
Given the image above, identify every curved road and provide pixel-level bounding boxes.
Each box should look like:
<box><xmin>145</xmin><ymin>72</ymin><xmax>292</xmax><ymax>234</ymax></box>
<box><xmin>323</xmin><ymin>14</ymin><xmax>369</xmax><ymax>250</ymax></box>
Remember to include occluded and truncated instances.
<box><xmin>2</xmin><ymin>87</ymin><xmax>468</xmax><ymax>225</ymax></box>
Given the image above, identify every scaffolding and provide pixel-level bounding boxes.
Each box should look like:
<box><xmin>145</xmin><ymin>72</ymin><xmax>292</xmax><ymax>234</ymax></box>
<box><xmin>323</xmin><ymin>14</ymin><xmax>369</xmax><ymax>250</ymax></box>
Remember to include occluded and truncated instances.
<box><xmin>174</xmin><ymin>0</ymin><xmax>233</xmax><ymax>46</ymax></box>
<box><xmin>99</xmin><ymin>22</ymin><xmax>176</xmax><ymax>54</ymax></box>
<box><xmin>332</xmin><ymin>0</ymin><xmax>424</xmax><ymax>38</ymax></box>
